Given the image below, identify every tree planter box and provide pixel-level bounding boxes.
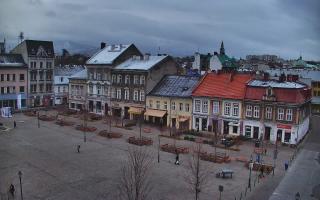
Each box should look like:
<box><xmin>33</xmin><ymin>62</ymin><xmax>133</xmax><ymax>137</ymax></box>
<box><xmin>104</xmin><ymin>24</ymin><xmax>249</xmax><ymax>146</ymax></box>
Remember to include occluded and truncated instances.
<box><xmin>24</xmin><ymin>111</ymin><xmax>37</xmax><ymax>117</ymax></box>
<box><xmin>160</xmin><ymin>144</ymin><xmax>189</xmax><ymax>154</ymax></box>
<box><xmin>38</xmin><ymin>115</ymin><xmax>56</xmax><ymax>121</ymax></box>
<box><xmin>98</xmin><ymin>130</ymin><xmax>122</xmax><ymax>139</ymax></box>
<box><xmin>196</xmin><ymin>151</ymin><xmax>230</xmax><ymax>163</ymax></box>
<box><xmin>75</xmin><ymin>125</ymin><xmax>97</xmax><ymax>132</ymax></box>
<box><xmin>55</xmin><ymin>119</ymin><xmax>75</xmax><ymax>126</ymax></box>
<box><xmin>128</xmin><ymin>136</ymin><xmax>153</xmax><ymax>146</ymax></box>
<box><xmin>245</xmin><ymin>162</ymin><xmax>274</xmax><ymax>174</ymax></box>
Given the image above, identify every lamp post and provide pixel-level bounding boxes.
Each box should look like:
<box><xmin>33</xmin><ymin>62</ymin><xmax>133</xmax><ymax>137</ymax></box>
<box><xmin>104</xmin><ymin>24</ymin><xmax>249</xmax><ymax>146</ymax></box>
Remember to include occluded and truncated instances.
<box><xmin>218</xmin><ymin>185</ymin><xmax>224</xmax><ymax>200</ymax></box>
<box><xmin>158</xmin><ymin>135</ymin><xmax>160</xmax><ymax>163</ymax></box>
<box><xmin>248</xmin><ymin>155</ymin><xmax>253</xmax><ymax>190</ymax></box>
<box><xmin>37</xmin><ymin>111</ymin><xmax>40</xmax><ymax>128</ymax></box>
<box><xmin>18</xmin><ymin>171</ymin><xmax>23</xmax><ymax>200</ymax></box>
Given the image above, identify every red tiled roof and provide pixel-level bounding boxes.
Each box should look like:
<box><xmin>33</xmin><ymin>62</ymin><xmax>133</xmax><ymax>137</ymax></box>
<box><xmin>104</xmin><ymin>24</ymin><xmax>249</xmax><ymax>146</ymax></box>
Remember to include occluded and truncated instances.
<box><xmin>192</xmin><ymin>73</ymin><xmax>253</xmax><ymax>99</ymax></box>
<box><xmin>245</xmin><ymin>87</ymin><xmax>311</xmax><ymax>104</ymax></box>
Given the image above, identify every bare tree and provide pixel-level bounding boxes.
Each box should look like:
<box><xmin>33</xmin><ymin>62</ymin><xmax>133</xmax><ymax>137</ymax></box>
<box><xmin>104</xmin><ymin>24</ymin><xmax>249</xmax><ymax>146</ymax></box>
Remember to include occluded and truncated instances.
<box><xmin>117</xmin><ymin>147</ymin><xmax>154</xmax><ymax>200</ymax></box>
<box><xmin>185</xmin><ymin>143</ymin><xmax>210</xmax><ymax>200</ymax></box>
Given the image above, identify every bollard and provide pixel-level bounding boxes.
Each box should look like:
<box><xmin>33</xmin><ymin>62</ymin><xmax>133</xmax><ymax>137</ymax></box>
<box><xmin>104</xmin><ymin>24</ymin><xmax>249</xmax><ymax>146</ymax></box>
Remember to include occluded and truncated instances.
<box><xmin>240</xmin><ymin>192</ymin><xmax>242</xmax><ymax>200</ymax></box>
<box><xmin>245</xmin><ymin>187</ymin><xmax>247</xmax><ymax>196</ymax></box>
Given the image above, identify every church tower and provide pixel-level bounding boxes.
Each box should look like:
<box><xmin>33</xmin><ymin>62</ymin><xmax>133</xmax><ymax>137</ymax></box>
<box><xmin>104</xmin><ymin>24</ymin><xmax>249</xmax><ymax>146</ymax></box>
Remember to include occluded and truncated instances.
<box><xmin>220</xmin><ymin>41</ymin><xmax>225</xmax><ymax>55</ymax></box>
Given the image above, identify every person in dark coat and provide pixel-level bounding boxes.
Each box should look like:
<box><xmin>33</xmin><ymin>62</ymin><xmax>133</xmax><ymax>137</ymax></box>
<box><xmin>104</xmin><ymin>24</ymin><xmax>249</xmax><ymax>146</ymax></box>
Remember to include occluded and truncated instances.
<box><xmin>175</xmin><ymin>150</ymin><xmax>180</xmax><ymax>165</ymax></box>
<box><xmin>77</xmin><ymin>145</ymin><xmax>80</xmax><ymax>153</ymax></box>
<box><xmin>9</xmin><ymin>184</ymin><xmax>15</xmax><ymax>196</ymax></box>
<box><xmin>14</xmin><ymin>121</ymin><xmax>16</xmax><ymax>128</ymax></box>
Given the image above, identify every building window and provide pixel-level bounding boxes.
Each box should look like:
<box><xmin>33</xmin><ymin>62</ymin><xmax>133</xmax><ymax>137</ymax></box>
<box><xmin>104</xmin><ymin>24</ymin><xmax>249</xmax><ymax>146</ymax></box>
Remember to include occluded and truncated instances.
<box><xmin>156</xmin><ymin>101</ymin><xmax>160</xmax><ymax>109</ymax></box>
<box><xmin>232</xmin><ymin>103</ymin><xmax>239</xmax><ymax>116</ymax></box>
<box><xmin>111</xmin><ymin>88</ymin><xmax>116</xmax><ymax>98</ymax></box>
<box><xmin>97</xmin><ymin>73</ymin><xmax>102</xmax><ymax>80</ymax></box>
<box><xmin>124</xmin><ymin>89</ymin><xmax>129</xmax><ymax>100</ymax></box>
<box><xmin>117</xmin><ymin>75</ymin><xmax>122</xmax><ymax>84</ymax></box>
<box><xmin>112</xmin><ymin>75</ymin><xmax>116</xmax><ymax>83</ymax></box>
<box><xmin>253</xmin><ymin>106</ymin><xmax>260</xmax><ymax>118</ymax></box>
<box><xmin>125</xmin><ymin>75</ymin><xmax>130</xmax><ymax>84</ymax></box>
<box><xmin>0</xmin><ymin>74</ymin><xmax>4</xmax><ymax>81</ymax></box>
<box><xmin>46</xmin><ymin>84</ymin><xmax>51</xmax><ymax>92</ymax></box>
<box><xmin>265</xmin><ymin>106</ymin><xmax>272</xmax><ymax>119</ymax></box>
<box><xmin>46</xmin><ymin>62</ymin><xmax>51</xmax><ymax>68</ymax></box>
<box><xmin>116</xmin><ymin>89</ymin><xmax>121</xmax><ymax>99</ymax></box>
<box><xmin>246</xmin><ymin>105</ymin><xmax>252</xmax><ymax>117</ymax></box>
<box><xmin>213</xmin><ymin>101</ymin><xmax>219</xmax><ymax>114</ymax></box>
<box><xmin>19</xmin><ymin>74</ymin><xmax>25</xmax><ymax>81</ymax></box>
<box><xmin>139</xmin><ymin>90</ymin><xmax>145</xmax><ymax>101</ymax></box>
<box><xmin>202</xmin><ymin>101</ymin><xmax>208</xmax><ymax>113</ymax></box>
<box><xmin>134</xmin><ymin>75</ymin><xmax>139</xmax><ymax>84</ymax></box>
<box><xmin>164</xmin><ymin>101</ymin><xmax>167</xmax><ymax>110</ymax></box>
<box><xmin>286</xmin><ymin>109</ymin><xmax>293</xmax><ymax>121</ymax></box>
<box><xmin>89</xmin><ymin>85</ymin><xmax>93</xmax><ymax>94</ymax></box>
<box><xmin>224</xmin><ymin>102</ymin><xmax>231</xmax><ymax>116</ymax></box>
<box><xmin>133</xmin><ymin>90</ymin><xmax>139</xmax><ymax>101</ymax></box>
<box><xmin>19</xmin><ymin>86</ymin><xmax>24</xmax><ymax>93</ymax></box>
<box><xmin>140</xmin><ymin>75</ymin><xmax>145</xmax><ymax>85</ymax></box>
<box><xmin>149</xmin><ymin>100</ymin><xmax>153</xmax><ymax>108</ymax></box>
<box><xmin>7</xmin><ymin>74</ymin><xmax>10</xmax><ymax>81</ymax></box>
<box><xmin>58</xmin><ymin>86</ymin><xmax>60</xmax><ymax>93</ymax></box>
<box><xmin>171</xmin><ymin>102</ymin><xmax>176</xmax><ymax>110</ymax></box>
<box><xmin>39</xmin><ymin>84</ymin><xmax>44</xmax><ymax>92</ymax></box>
<box><xmin>245</xmin><ymin>126</ymin><xmax>251</xmax><ymax>138</ymax></box>
<box><xmin>185</xmin><ymin>103</ymin><xmax>190</xmax><ymax>112</ymax></box>
<box><xmin>277</xmin><ymin>108</ymin><xmax>284</xmax><ymax>120</ymax></box>
<box><xmin>104</xmin><ymin>87</ymin><xmax>109</xmax><ymax>96</ymax></box>
<box><xmin>179</xmin><ymin>103</ymin><xmax>183</xmax><ymax>111</ymax></box>
<box><xmin>195</xmin><ymin>100</ymin><xmax>201</xmax><ymax>112</ymax></box>
<box><xmin>40</xmin><ymin>62</ymin><xmax>43</xmax><ymax>68</ymax></box>
<box><xmin>97</xmin><ymin>85</ymin><xmax>101</xmax><ymax>95</ymax></box>
<box><xmin>284</xmin><ymin>131</ymin><xmax>291</xmax><ymax>143</ymax></box>
<box><xmin>12</xmin><ymin>74</ymin><xmax>15</xmax><ymax>81</ymax></box>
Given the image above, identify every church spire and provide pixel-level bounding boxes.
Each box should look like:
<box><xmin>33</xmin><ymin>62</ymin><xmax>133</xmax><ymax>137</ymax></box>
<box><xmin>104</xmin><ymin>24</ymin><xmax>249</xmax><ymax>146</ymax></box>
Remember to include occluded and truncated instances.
<box><xmin>220</xmin><ymin>41</ymin><xmax>225</xmax><ymax>55</ymax></box>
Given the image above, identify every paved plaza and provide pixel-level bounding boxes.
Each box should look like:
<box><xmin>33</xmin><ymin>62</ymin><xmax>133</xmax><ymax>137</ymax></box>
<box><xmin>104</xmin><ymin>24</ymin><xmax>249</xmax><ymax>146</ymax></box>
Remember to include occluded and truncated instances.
<box><xmin>0</xmin><ymin>110</ymin><xmax>296</xmax><ymax>200</ymax></box>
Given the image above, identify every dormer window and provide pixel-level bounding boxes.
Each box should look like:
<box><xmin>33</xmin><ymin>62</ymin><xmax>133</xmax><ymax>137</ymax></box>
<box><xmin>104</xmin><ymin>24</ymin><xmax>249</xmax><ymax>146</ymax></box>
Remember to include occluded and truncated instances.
<box><xmin>266</xmin><ymin>87</ymin><xmax>273</xmax><ymax>96</ymax></box>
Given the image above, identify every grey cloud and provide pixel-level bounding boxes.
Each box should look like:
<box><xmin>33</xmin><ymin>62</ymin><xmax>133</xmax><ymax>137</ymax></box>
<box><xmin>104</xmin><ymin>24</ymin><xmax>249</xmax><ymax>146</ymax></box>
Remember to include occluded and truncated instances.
<box><xmin>1</xmin><ymin>0</ymin><xmax>319</xmax><ymax>60</ymax></box>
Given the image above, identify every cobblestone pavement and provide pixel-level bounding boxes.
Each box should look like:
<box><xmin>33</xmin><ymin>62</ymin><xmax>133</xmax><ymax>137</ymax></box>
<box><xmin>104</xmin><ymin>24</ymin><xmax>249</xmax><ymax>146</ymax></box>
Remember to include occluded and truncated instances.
<box><xmin>0</xmin><ymin>110</ymin><xmax>295</xmax><ymax>200</ymax></box>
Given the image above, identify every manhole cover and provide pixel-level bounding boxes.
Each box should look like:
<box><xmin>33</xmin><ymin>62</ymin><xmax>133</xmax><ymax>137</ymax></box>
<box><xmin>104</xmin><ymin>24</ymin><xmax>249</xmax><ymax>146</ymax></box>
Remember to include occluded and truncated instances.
<box><xmin>312</xmin><ymin>184</ymin><xmax>320</xmax><ymax>199</ymax></box>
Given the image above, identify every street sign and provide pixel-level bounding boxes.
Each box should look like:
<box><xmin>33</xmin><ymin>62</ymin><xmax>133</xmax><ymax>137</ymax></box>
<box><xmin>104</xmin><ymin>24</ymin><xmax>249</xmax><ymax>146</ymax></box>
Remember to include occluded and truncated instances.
<box><xmin>219</xmin><ymin>185</ymin><xmax>224</xmax><ymax>192</ymax></box>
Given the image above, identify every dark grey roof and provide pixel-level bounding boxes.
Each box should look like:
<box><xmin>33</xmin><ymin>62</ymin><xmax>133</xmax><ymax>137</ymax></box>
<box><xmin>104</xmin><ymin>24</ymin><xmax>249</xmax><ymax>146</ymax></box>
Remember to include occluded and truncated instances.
<box><xmin>148</xmin><ymin>75</ymin><xmax>200</xmax><ymax>97</ymax></box>
<box><xmin>54</xmin><ymin>65</ymin><xmax>85</xmax><ymax>76</ymax></box>
<box><xmin>0</xmin><ymin>54</ymin><xmax>26</xmax><ymax>68</ymax></box>
<box><xmin>25</xmin><ymin>40</ymin><xmax>54</xmax><ymax>58</ymax></box>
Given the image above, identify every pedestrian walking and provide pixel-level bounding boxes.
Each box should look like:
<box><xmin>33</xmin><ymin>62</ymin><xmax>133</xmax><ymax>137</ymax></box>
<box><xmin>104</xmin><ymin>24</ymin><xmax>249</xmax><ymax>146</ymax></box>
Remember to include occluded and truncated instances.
<box><xmin>260</xmin><ymin>167</ymin><xmax>264</xmax><ymax>178</ymax></box>
<box><xmin>284</xmin><ymin>161</ymin><xmax>288</xmax><ymax>171</ymax></box>
<box><xmin>14</xmin><ymin>121</ymin><xmax>16</xmax><ymax>128</ymax></box>
<box><xmin>9</xmin><ymin>184</ymin><xmax>15</xmax><ymax>196</ymax></box>
<box><xmin>264</xmin><ymin>148</ymin><xmax>267</xmax><ymax>155</ymax></box>
<box><xmin>175</xmin><ymin>150</ymin><xmax>180</xmax><ymax>165</ymax></box>
<box><xmin>77</xmin><ymin>145</ymin><xmax>80</xmax><ymax>153</ymax></box>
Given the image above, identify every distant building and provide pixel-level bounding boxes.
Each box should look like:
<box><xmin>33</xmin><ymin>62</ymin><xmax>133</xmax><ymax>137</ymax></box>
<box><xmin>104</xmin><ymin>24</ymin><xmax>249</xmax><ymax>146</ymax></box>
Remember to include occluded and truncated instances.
<box><xmin>246</xmin><ymin>54</ymin><xmax>278</xmax><ymax>62</ymax></box>
<box><xmin>110</xmin><ymin>54</ymin><xmax>177</xmax><ymax>120</ymax></box>
<box><xmin>0</xmin><ymin>39</ymin><xmax>5</xmax><ymax>54</ymax></box>
<box><xmin>68</xmin><ymin>68</ymin><xmax>87</xmax><ymax>111</ymax></box>
<box><xmin>0</xmin><ymin>54</ymin><xmax>28</xmax><ymax>109</ymax></box>
<box><xmin>244</xmin><ymin>77</ymin><xmax>311</xmax><ymax>144</ymax></box>
<box><xmin>85</xmin><ymin>43</ymin><xmax>142</xmax><ymax>116</ymax></box>
<box><xmin>192</xmin><ymin>41</ymin><xmax>238</xmax><ymax>73</ymax></box>
<box><xmin>54</xmin><ymin>65</ymin><xmax>85</xmax><ymax>105</ymax></box>
<box><xmin>11</xmin><ymin>40</ymin><xmax>55</xmax><ymax>107</ymax></box>
<box><xmin>145</xmin><ymin>75</ymin><xmax>199</xmax><ymax>130</ymax></box>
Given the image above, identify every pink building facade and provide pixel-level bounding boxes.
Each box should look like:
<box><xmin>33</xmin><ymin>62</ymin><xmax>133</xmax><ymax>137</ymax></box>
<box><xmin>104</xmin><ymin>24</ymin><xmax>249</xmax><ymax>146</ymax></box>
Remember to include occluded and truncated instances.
<box><xmin>0</xmin><ymin>54</ymin><xmax>28</xmax><ymax>109</ymax></box>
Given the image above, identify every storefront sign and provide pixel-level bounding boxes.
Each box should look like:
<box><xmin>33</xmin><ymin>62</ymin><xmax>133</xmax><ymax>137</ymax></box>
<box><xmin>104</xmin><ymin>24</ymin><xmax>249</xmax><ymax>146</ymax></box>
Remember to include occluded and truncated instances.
<box><xmin>277</xmin><ymin>124</ymin><xmax>291</xmax><ymax>130</ymax></box>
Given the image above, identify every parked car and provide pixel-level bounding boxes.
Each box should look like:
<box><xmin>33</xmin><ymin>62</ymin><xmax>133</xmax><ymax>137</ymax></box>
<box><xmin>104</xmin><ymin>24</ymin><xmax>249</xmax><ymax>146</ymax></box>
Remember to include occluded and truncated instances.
<box><xmin>221</xmin><ymin>137</ymin><xmax>235</xmax><ymax>147</ymax></box>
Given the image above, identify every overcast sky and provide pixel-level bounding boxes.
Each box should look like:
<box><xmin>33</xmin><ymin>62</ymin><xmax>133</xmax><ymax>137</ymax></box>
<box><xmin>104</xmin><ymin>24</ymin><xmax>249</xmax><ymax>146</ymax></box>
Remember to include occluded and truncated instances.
<box><xmin>1</xmin><ymin>0</ymin><xmax>319</xmax><ymax>60</ymax></box>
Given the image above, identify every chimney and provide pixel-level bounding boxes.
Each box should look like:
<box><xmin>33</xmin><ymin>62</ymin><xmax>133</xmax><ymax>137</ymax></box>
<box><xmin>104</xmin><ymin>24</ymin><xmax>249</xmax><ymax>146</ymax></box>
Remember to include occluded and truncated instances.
<box><xmin>292</xmin><ymin>75</ymin><xmax>299</xmax><ymax>82</ymax></box>
<box><xmin>287</xmin><ymin>74</ymin><xmax>293</xmax><ymax>82</ymax></box>
<box><xmin>144</xmin><ymin>53</ymin><xmax>150</xmax><ymax>60</ymax></box>
<box><xmin>229</xmin><ymin>72</ymin><xmax>234</xmax><ymax>82</ymax></box>
<box><xmin>279</xmin><ymin>73</ymin><xmax>286</xmax><ymax>82</ymax></box>
<box><xmin>263</xmin><ymin>72</ymin><xmax>269</xmax><ymax>81</ymax></box>
<box><xmin>100</xmin><ymin>42</ymin><xmax>106</xmax><ymax>49</ymax></box>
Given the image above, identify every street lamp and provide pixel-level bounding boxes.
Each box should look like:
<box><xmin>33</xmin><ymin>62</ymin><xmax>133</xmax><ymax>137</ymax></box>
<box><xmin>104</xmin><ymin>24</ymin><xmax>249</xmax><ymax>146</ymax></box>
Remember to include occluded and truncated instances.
<box><xmin>37</xmin><ymin>111</ymin><xmax>40</xmax><ymax>128</ymax></box>
<box><xmin>18</xmin><ymin>171</ymin><xmax>23</xmax><ymax>200</ymax></box>
<box><xmin>248</xmin><ymin>155</ymin><xmax>253</xmax><ymax>190</ymax></box>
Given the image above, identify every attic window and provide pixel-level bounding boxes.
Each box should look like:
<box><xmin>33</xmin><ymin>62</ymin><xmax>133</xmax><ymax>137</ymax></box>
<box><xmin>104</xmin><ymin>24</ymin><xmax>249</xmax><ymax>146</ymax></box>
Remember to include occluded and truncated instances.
<box><xmin>266</xmin><ymin>87</ymin><xmax>273</xmax><ymax>96</ymax></box>
<box><xmin>182</xmin><ymin>87</ymin><xmax>189</xmax><ymax>91</ymax></box>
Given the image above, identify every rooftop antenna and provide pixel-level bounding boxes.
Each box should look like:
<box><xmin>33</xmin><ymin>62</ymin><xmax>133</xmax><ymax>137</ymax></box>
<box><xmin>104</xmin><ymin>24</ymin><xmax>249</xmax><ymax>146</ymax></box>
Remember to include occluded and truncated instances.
<box><xmin>157</xmin><ymin>46</ymin><xmax>160</xmax><ymax>55</ymax></box>
<box><xmin>19</xmin><ymin>32</ymin><xmax>24</xmax><ymax>43</ymax></box>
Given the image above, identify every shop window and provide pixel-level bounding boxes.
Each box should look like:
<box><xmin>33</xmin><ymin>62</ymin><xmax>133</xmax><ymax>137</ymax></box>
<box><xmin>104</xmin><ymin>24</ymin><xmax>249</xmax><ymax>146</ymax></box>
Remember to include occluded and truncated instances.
<box><xmin>284</xmin><ymin>132</ymin><xmax>291</xmax><ymax>143</ymax></box>
<box><xmin>245</xmin><ymin>126</ymin><xmax>251</xmax><ymax>138</ymax></box>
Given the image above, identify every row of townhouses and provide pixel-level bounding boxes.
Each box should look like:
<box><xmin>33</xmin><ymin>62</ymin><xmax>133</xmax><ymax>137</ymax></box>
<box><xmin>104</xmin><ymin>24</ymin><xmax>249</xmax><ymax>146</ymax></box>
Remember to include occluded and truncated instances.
<box><xmin>0</xmin><ymin>39</ymin><xmax>312</xmax><ymax>145</ymax></box>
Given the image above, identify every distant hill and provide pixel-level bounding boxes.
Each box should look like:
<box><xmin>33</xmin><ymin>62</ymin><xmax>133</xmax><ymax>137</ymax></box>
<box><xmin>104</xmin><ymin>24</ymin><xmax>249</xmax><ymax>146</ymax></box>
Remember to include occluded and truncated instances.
<box><xmin>54</xmin><ymin>40</ymin><xmax>99</xmax><ymax>57</ymax></box>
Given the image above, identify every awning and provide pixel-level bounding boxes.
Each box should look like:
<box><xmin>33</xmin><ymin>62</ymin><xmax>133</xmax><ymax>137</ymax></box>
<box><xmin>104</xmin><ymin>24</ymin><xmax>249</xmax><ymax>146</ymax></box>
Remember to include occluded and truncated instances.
<box><xmin>178</xmin><ymin>115</ymin><xmax>190</xmax><ymax>122</ymax></box>
<box><xmin>128</xmin><ymin>107</ymin><xmax>144</xmax><ymax>115</ymax></box>
<box><xmin>144</xmin><ymin>109</ymin><xmax>166</xmax><ymax>118</ymax></box>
